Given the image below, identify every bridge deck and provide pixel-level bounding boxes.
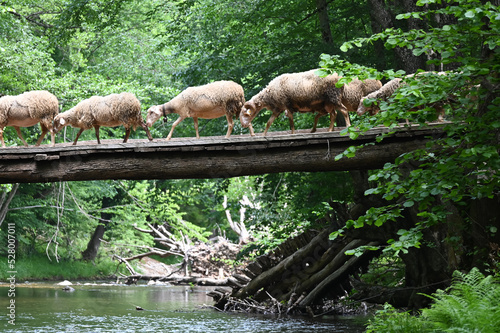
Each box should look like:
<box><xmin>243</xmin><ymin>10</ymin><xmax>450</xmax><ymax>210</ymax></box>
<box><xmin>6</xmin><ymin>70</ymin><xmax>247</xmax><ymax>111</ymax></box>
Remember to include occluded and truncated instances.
<box><xmin>0</xmin><ymin>124</ymin><xmax>446</xmax><ymax>183</ymax></box>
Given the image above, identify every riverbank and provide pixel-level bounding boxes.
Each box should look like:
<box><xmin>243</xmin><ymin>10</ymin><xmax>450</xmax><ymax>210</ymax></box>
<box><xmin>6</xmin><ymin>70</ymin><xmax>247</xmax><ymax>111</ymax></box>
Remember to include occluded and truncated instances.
<box><xmin>0</xmin><ymin>255</ymin><xmax>121</xmax><ymax>281</ymax></box>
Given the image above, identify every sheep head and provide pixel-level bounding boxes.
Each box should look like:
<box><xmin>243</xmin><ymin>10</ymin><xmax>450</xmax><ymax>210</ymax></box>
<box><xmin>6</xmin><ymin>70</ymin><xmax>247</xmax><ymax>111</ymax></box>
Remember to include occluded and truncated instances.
<box><xmin>145</xmin><ymin>105</ymin><xmax>163</xmax><ymax>127</ymax></box>
<box><xmin>239</xmin><ymin>100</ymin><xmax>261</xmax><ymax>128</ymax></box>
<box><xmin>357</xmin><ymin>97</ymin><xmax>379</xmax><ymax>116</ymax></box>
<box><xmin>53</xmin><ymin>114</ymin><xmax>69</xmax><ymax>134</ymax></box>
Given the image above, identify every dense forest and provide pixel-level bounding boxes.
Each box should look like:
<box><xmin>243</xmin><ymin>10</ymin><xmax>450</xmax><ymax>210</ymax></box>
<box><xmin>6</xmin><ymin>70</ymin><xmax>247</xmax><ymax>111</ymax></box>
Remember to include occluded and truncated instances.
<box><xmin>1</xmin><ymin>0</ymin><xmax>499</xmax><ymax>330</ymax></box>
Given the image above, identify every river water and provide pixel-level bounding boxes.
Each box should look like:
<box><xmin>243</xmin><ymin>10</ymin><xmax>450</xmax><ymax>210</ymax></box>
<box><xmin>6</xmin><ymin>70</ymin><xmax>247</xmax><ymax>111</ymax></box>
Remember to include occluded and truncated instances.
<box><xmin>1</xmin><ymin>282</ymin><xmax>367</xmax><ymax>332</ymax></box>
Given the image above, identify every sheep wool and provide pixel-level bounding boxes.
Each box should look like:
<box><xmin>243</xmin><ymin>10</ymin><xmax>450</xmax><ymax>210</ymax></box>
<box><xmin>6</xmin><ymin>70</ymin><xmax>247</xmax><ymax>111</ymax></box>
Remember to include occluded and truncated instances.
<box><xmin>0</xmin><ymin>90</ymin><xmax>59</xmax><ymax>147</ymax></box>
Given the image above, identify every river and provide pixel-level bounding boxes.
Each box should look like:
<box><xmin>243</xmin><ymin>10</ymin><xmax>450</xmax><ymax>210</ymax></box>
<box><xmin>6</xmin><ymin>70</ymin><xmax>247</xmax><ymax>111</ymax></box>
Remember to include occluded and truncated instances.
<box><xmin>1</xmin><ymin>282</ymin><xmax>368</xmax><ymax>332</ymax></box>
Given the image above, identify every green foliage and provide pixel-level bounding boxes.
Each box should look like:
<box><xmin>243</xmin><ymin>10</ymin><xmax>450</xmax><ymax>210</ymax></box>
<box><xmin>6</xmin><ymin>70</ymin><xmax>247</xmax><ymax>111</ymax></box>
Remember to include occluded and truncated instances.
<box><xmin>115</xmin><ymin>180</ymin><xmax>212</xmax><ymax>243</ymax></box>
<box><xmin>227</xmin><ymin>173</ymin><xmax>353</xmax><ymax>256</ymax></box>
<box><xmin>323</xmin><ymin>0</ymin><xmax>500</xmax><ymax>255</ymax></box>
<box><xmin>359</xmin><ymin>255</ymin><xmax>405</xmax><ymax>288</ymax></box>
<box><xmin>366</xmin><ymin>303</ymin><xmax>429</xmax><ymax>333</ymax></box>
<box><xmin>366</xmin><ymin>268</ymin><xmax>500</xmax><ymax>333</ymax></box>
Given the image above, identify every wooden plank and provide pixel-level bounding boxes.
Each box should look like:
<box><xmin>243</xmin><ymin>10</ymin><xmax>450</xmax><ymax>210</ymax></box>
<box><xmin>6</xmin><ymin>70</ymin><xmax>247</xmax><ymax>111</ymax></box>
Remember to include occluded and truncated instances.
<box><xmin>0</xmin><ymin>124</ymin><xmax>446</xmax><ymax>183</ymax></box>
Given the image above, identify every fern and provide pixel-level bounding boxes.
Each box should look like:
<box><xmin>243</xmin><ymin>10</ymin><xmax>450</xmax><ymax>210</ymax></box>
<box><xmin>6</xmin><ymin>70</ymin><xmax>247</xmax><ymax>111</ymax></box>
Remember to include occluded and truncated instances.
<box><xmin>422</xmin><ymin>268</ymin><xmax>500</xmax><ymax>333</ymax></box>
<box><xmin>366</xmin><ymin>268</ymin><xmax>500</xmax><ymax>333</ymax></box>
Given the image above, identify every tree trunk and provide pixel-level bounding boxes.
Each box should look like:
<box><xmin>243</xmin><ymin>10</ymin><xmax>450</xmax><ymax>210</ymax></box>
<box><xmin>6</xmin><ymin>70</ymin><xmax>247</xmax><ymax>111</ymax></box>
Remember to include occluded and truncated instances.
<box><xmin>0</xmin><ymin>183</ymin><xmax>19</xmax><ymax>227</ymax></box>
<box><xmin>81</xmin><ymin>223</ymin><xmax>107</xmax><ymax>261</ymax></box>
<box><xmin>81</xmin><ymin>196</ymin><xmax>113</xmax><ymax>261</ymax></box>
<box><xmin>367</xmin><ymin>0</ymin><xmax>425</xmax><ymax>72</ymax></box>
<box><xmin>315</xmin><ymin>0</ymin><xmax>333</xmax><ymax>44</ymax></box>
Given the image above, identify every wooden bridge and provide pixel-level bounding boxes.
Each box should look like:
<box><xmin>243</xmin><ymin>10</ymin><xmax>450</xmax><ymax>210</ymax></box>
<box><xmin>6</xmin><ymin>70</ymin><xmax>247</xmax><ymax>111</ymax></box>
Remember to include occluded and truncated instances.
<box><xmin>0</xmin><ymin>124</ymin><xmax>446</xmax><ymax>184</ymax></box>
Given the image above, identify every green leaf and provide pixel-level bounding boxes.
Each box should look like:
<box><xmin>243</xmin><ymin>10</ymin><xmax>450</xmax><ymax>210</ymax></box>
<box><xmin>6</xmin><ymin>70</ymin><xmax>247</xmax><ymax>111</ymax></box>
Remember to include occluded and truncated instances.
<box><xmin>465</xmin><ymin>10</ymin><xmax>475</xmax><ymax>18</ymax></box>
<box><xmin>349</xmin><ymin>131</ymin><xmax>360</xmax><ymax>140</ymax></box>
<box><xmin>403</xmin><ymin>200</ymin><xmax>415</xmax><ymax>208</ymax></box>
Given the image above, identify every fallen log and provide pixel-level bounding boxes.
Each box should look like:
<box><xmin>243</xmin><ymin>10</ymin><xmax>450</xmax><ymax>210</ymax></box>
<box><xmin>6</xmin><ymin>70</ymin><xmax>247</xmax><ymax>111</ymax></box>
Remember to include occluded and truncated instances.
<box><xmin>298</xmin><ymin>241</ymin><xmax>379</xmax><ymax>307</ymax></box>
<box><xmin>123</xmin><ymin>274</ymin><xmax>232</xmax><ymax>286</ymax></box>
<box><xmin>233</xmin><ymin>227</ymin><xmax>334</xmax><ymax>299</ymax></box>
<box><xmin>279</xmin><ymin>239</ymin><xmax>368</xmax><ymax>302</ymax></box>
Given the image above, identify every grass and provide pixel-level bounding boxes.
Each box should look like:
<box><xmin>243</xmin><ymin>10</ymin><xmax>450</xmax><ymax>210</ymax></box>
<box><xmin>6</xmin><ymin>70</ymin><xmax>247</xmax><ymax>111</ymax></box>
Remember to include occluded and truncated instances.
<box><xmin>0</xmin><ymin>255</ymin><xmax>125</xmax><ymax>281</ymax></box>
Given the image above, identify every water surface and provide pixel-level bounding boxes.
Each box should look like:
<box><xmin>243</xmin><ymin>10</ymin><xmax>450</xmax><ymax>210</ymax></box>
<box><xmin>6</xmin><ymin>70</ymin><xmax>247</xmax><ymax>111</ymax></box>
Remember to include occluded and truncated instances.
<box><xmin>1</xmin><ymin>282</ymin><xmax>367</xmax><ymax>332</ymax></box>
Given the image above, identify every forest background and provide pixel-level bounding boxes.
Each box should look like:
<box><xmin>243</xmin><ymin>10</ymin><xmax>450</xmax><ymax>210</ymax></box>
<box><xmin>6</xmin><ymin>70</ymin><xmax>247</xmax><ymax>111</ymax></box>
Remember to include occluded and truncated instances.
<box><xmin>0</xmin><ymin>0</ymin><xmax>499</xmax><ymax>311</ymax></box>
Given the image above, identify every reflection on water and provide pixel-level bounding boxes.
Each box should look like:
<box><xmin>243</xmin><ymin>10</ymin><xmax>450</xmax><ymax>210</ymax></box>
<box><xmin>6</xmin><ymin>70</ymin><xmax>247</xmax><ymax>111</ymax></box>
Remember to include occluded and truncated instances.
<box><xmin>1</xmin><ymin>283</ymin><xmax>367</xmax><ymax>332</ymax></box>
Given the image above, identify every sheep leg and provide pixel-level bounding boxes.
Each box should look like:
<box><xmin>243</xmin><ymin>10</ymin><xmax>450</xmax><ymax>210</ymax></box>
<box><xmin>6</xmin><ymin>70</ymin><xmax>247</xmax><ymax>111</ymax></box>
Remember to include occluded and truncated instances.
<box><xmin>123</xmin><ymin>128</ymin><xmax>131</xmax><ymax>143</ymax></box>
<box><xmin>311</xmin><ymin>112</ymin><xmax>326</xmax><ymax>133</ymax></box>
<box><xmin>35</xmin><ymin>124</ymin><xmax>49</xmax><ymax>146</ymax></box>
<box><xmin>338</xmin><ymin>107</ymin><xmax>351</xmax><ymax>127</ymax></box>
<box><xmin>166</xmin><ymin>116</ymin><xmax>185</xmax><ymax>141</ymax></box>
<box><xmin>285</xmin><ymin>110</ymin><xmax>295</xmax><ymax>134</ymax></box>
<box><xmin>248</xmin><ymin>123</ymin><xmax>255</xmax><ymax>137</ymax></box>
<box><xmin>0</xmin><ymin>129</ymin><xmax>5</xmax><ymax>148</ymax></box>
<box><xmin>94</xmin><ymin>126</ymin><xmax>101</xmax><ymax>144</ymax></box>
<box><xmin>193</xmin><ymin>117</ymin><xmax>200</xmax><ymax>139</ymax></box>
<box><xmin>263</xmin><ymin>112</ymin><xmax>280</xmax><ymax>136</ymax></box>
<box><xmin>325</xmin><ymin>104</ymin><xmax>337</xmax><ymax>132</ymax></box>
<box><xmin>225</xmin><ymin>114</ymin><xmax>234</xmax><ymax>138</ymax></box>
<box><xmin>50</xmin><ymin>130</ymin><xmax>56</xmax><ymax>147</ymax></box>
<box><xmin>14</xmin><ymin>126</ymin><xmax>29</xmax><ymax>147</ymax></box>
<box><xmin>73</xmin><ymin>128</ymin><xmax>85</xmax><ymax>145</ymax></box>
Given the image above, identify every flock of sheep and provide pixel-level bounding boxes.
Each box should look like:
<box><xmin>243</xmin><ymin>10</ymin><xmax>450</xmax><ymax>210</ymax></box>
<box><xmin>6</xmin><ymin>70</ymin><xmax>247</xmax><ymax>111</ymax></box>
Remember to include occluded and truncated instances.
<box><xmin>0</xmin><ymin>69</ymin><xmax>443</xmax><ymax>148</ymax></box>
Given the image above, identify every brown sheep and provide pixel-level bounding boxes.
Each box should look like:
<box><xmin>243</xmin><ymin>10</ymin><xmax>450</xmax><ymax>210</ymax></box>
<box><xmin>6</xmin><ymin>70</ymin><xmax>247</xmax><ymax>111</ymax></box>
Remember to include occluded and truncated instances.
<box><xmin>53</xmin><ymin>92</ymin><xmax>153</xmax><ymax>145</ymax></box>
<box><xmin>357</xmin><ymin>73</ymin><xmax>446</xmax><ymax>121</ymax></box>
<box><xmin>240</xmin><ymin>70</ymin><xmax>346</xmax><ymax>135</ymax></box>
<box><xmin>146</xmin><ymin>81</ymin><xmax>253</xmax><ymax>140</ymax></box>
<box><xmin>0</xmin><ymin>90</ymin><xmax>59</xmax><ymax>148</ymax></box>
<box><xmin>309</xmin><ymin>78</ymin><xmax>383</xmax><ymax>128</ymax></box>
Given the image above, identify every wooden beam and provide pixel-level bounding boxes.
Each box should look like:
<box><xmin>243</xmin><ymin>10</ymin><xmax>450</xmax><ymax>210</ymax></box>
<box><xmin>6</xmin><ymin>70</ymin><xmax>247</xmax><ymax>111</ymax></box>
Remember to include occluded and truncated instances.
<box><xmin>0</xmin><ymin>124</ymin><xmax>445</xmax><ymax>184</ymax></box>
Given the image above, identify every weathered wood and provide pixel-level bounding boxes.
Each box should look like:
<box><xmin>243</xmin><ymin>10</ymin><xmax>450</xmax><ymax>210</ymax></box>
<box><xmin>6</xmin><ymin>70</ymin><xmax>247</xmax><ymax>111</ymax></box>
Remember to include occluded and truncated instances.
<box><xmin>124</xmin><ymin>274</ymin><xmax>231</xmax><ymax>286</ymax></box>
<box><xmin>233</xmin><ymin>227</ymin><xmax>334</xmax><ymax>299</ymax></box>
<box><xmin>0</xmin><ymin>124</ymin><xmax>446</xmax><ymax>183</ymax></box>
<box><xmin>298</xmin><ymin>242</ymin><xmax>379</xmax><ymax>307</ymax></box>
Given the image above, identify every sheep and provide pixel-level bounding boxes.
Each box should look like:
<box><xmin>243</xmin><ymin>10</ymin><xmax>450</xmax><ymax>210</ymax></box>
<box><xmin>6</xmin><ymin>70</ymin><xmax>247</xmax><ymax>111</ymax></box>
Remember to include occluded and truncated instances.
<box><xmin>356</xmin><ymin>78</ymin><xmax>403</xmax><ymax>117</ymax></box>
<box><xmin>357</xmin><ymin>72</ymin><xmax>446</xmax><ymax>121</ymax></box>
<box><xmin>53</xmin><ymin>92</ymin><xmax>153</xmax><ymax>145</ymax></box>
<box><xmin>240</xmin><ymin>70</ymin><xmax>351</xmax><ymax>135</ymax></box>
<box><xmin>146</xmin><ymin>80</ymin><xmax>253</xmax><ymax>140</ymax></box>
<box><xmin>0</xmin><ymin>90</ymin><xmax>59</xmax><ymax>148</ymax></box>
<box><xmin>309</xmin><ymin>78</ymin><xmax>383</xmax><ymax>128</ymax></box>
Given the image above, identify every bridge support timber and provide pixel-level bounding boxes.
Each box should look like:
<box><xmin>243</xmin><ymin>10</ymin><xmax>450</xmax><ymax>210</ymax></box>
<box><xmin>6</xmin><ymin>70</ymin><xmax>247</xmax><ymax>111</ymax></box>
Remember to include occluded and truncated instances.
<box><xmin>0</xmin><ymin>124</ymin><xmax>445</xmax><ymax>184</ymax></box>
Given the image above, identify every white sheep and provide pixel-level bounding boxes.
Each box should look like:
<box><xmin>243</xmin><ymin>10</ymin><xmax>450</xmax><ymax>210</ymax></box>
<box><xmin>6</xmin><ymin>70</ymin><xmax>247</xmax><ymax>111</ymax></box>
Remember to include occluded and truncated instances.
<box><xmin>357</xmin><ymin>73</ymin><xmax>446</xmax><ymax>121</ymax></box>
<box><xmin>240</xmin><ymin>70</ymin><xmax>349</xmax><ymax>135</ymax></box>
<box><xmin>0</xmin><ymin>90</ymin><xmax>59</xmax><ymax>148</ymax></box>
<box><xmin>53</xmin><ymin>92</ymin><xmax>153</xmax><ymax>145</ymax></box>
<box><xmin>146</xmin><ymin>80</ymin><xmax>253</xmax><ymax>140</ymax></box>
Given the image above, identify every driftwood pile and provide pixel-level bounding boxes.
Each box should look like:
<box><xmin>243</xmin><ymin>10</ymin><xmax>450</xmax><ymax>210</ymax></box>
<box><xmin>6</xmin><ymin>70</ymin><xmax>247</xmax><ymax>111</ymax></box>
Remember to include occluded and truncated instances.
<box><xmin>112</xmin><ymin>221</ymin><xmax>249</xmax><ymax>285</ymax></box>
<box><xmin>208</xmin><ymin>227</ymin><xmax>379</xmax><ymax>316</ymax></box>
<box><xmin>117</xmin><ymin>237</ymin><xmax>247</xmax><ymax>285</ymax></box>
